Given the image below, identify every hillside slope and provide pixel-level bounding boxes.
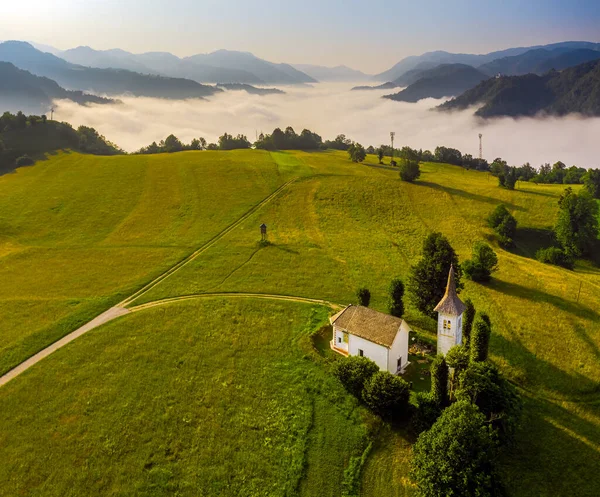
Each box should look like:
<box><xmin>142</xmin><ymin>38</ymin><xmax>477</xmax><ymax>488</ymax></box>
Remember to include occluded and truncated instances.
<box><xmin>383</xmin><ymin>64</ymin><xmax>489</xmax><ymax>102</ymax></box>
<box><xmin>0</xmin><ymin>62</ymin><xmax>114</xmax><ymax>114</ymax></box>
<box><xmin>440</xmin><ymin>59</ymin><xmax>600</xmax><ymax>117</ymax></box>
<box><xmin>0</xmin><ymin>41</ymin><xmax>221</xmax><ymax>98</ymax></box>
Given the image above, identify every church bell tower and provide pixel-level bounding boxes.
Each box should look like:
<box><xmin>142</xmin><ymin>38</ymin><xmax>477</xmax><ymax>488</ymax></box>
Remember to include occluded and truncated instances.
<box><xmin>434</xmin><ymin>265</ymin><xmax>466</xmax><ymax>356</ymax></box>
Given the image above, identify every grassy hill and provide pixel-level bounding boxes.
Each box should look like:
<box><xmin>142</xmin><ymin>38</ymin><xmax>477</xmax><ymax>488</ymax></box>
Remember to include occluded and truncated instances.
<box><xmin>0</xmin><ymin>150</ymin><xmax>598</xmax><ymax>496</ymax></box>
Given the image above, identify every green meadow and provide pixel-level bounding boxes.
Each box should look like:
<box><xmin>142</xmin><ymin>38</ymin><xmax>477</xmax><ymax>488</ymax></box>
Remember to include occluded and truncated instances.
<box><xmin>0</xmin><ymin>149</ymin><xmax>598</xmax><ymax>496</ymax></box>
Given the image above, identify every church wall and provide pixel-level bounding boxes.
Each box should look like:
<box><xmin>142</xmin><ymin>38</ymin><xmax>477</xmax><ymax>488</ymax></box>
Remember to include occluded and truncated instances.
<box><xmin>348</xmin><ymin>334</ymin><xmax>388</xmax><ymax>371</ymax></box>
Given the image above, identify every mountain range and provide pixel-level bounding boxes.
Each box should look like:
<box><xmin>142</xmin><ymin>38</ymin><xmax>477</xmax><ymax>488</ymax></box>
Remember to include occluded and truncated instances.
<box><xmin>0</xmin><ymin>41</ymin><xmax>222</xmax><ymax>99</ymax></box>
<box><xmin>291</xmin><ymin>64</ymin><xmax>370</xmax><ymax>82</ymax></box>
<box><xmin>439</xmin><ymin>59</ymin><xmax>600</xmax><ymax>117</ymax></box>
<box><xmin>0</xmin><ymin>61</ymin><xmax>115</xmax><ymax>114</ymax></box>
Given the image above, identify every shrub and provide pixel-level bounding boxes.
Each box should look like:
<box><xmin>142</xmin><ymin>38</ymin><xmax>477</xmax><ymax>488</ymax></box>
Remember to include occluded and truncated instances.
<box><xmin>410</xmin><ymin>401</ymin><xmax>501</xmax><ymax>497</ymax></box>
<box><xmin>348</xmin><ymin>143</ymin><xmax>366</xmax><ymax>163</ymax></box>
<box><xmin>463</xmin><ymin>242</ymin><xmax>498</xmax><ymax>283</ymax></box>
<box><xmin>410</xmin><ymin>391</ymin><xmax>441</xmax><ymax>434</ymax></box>
<box><xmin>535</xmin><ymin>247</ymin><xmax>574</xmax><ymax>269</ymax></box>
<box><xmin>356</xmin><ymin>287</ymin><xmax>371</xmax><ymax>307</ymax></box>
<box><xmin>399</xmin><ymin>160</ymin><xmax>421</xmax><ymax>182</ymax></box>
<box><xmin>362</xmin><ymin>371</ymin><xmax>410</xmax><ymax>419</ymax></box>
<box><xmin>15</xmin><ymin>155</ymin><xmax>34</xmax><ymax>167</ymax></box>
<box><xmin>333</xmin><ymin>356</ymin><xmax>379</xmax><ymax>397</ymax></box>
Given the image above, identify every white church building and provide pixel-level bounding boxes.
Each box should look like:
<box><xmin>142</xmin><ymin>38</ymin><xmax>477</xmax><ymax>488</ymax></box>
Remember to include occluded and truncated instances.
<box><xmin>330</xmin><ymin>305</ymin><xmax>410</xmax><ymax>374</ymax></box>
<box><xmin>330</xmin><ymin>265</ymin><xmax>466</xmax><ymax>373</ymax></box>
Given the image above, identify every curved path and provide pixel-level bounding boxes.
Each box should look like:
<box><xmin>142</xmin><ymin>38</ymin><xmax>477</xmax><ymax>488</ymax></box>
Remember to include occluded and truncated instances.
<box><xmin>0</xmin><ymin>179</ymin><xmax>301</xmax><ymax>388</ymax></box>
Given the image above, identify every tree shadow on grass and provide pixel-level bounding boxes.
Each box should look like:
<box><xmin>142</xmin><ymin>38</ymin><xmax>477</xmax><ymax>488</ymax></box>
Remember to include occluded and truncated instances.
<box><xmin>510</xmin><ymin>227</ymin><xmax>557</xmax><ymax>259</ymax></box>
<box><xmin>488</xmin><ymin>278</ymin><xmax>599</xmax><ymax>323</ymax></box>
<box><xmin>417</xmin><ymin>181</ymin><xmax>526</xmax><ymax>212</ymax></box>
<box><xmin>500</xmin><ymin>392</ymin><xmax>600</xmax><ymax>497</ymax></box>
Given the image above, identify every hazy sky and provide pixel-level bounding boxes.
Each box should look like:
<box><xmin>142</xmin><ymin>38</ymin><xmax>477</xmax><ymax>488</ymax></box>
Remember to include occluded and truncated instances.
<box><xmin>2</xmin><ymin>0</ymin><xmax>600</xmax><ymax>73</ymax></box>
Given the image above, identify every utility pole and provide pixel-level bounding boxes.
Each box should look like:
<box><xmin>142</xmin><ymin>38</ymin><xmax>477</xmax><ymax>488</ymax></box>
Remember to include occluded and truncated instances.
<box><xmin>50</xmin><ymin>106</ymin><xmax>55</xmax><ymax>121</ymax></box>
<box><xmin>479</xmin><ymin>133</ymin><xmax>483</xmax><ymax>160</ymax></box>
<box><xmin>390</xmin><ymin>131</ymin><xmax>395</xmax><ymax>163</ymax></box>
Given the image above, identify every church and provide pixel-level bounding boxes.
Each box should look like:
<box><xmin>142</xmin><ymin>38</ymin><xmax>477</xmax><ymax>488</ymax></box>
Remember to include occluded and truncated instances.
<box><xmin>330</xmin><ymin>265</ymin><xmax>465</xmax><ymax>373</ymax></box>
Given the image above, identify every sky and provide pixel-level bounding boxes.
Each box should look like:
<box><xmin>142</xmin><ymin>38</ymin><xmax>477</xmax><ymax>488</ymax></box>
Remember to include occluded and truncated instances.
<box><xmin>2</xmin><ymin>0</ymin><xmax>600</xmax><ymax>73</ymax></box>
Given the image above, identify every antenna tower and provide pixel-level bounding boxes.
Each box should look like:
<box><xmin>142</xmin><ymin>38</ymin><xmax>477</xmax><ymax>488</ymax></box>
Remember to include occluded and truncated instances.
<box><xmin>478</xmin><ymin>133</ymin><xmax>483</xmax><ymax>160</ymax></box>
<box><xmin>50</xmin><ymin>106</ymin><xmax>55</xmax><ymax>121</ymax></box>
<box><xmin>390</xmin><ymin>131</ymin><xmax>395</xmax><ymax>161</ymax></box>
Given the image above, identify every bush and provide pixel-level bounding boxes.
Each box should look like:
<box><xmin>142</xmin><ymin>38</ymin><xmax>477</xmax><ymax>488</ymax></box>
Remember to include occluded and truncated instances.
<box><xmin>463</xmin><ymin>242</ymin><xmax>498</xmax><ymax>283</ymax></box>
<box><xmin>333</xmin><ymin>356</ymin><xmax>379</xmax><ymax>397</ymax></box>
<box><xmin>362</xmin><ymin>371</ymin><xmax>410</xmax><ymax>419</ymax></box>
<box><xmin>15</xmin><ymin>155</ymin><xmax>34</xmax><ymax>166</ymax></box>
<box><xmin>410</xmin><ymin>391</ymin><xmax>441</xmax><ymax>434</ymax></box>
<box><xmin>356</xmin><ymin>287</ymin><xmax>371</xmax><ymax>307</ymax></box>
<box><xmin>462</xmin><ymin>299</ymin><xmax>476</xmax><ymax>347</ymax></box>
<box><xmin>399</xmin><ymin>160</ymin><xmax>420</xmax><ymax>182</ymax></box>
<box><xmin>535</xmin><ymin>247</ymin><xmax>574</xmax><ymax>269</ymax></box>
<box><xmin>410</xmin><ymin>401</ymin><xmax>501</xmax><ymax>497</ymax></box>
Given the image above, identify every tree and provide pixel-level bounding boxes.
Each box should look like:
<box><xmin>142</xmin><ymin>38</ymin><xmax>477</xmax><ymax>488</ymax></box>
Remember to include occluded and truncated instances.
<box><xmin>470</xmin><ymin>315</ymin><xmax>491</xmax><ymax>363</ymax></box>
<box><xmin>348</xmin><ymin>143</ymin><xmax>366</xmax><ymax>163</ymax></box>
<box><xmin>388</xmin><ymin>279</ymin><xmax>405</xmax><ymax>317</ymax></box>
<box><xmin>583</xmin><ymin>169</ymin><xmax>600</xmax><ymax>198</ymax></box>
<box><xmin>164</xmin><ymin>134</ymin><xmax>184</xmax><ymax>153</ymax></box>
<box><xmin>487</xmin><ymin>204</ymin><xmax>517</xmax><ymax>247</ymax></box>
<box><xmin>399</xmin><ymin>159</ymin><xmax>421</xmax><ymax>182</ymax></box>
<box><xmin>377</xmin><ymin>147</ymin><xmax>384</xmax><ymax>164</ymax></box>
<box><xmin>555</xmin><ymin>188</ymin><xmax>599</xmax><ymax>257</ymax></box>
<box><xmin>410</xmin><ymin>401</ymin><xmax>501</xmax><ymax>497</ymax></box>
<box><xmin>333</xmin><ymin>356</ymin><xmax>379</xmax><ymax>397</ymax></box>
<box><xmin>356</xmin><ymin>287</ymin><xmax>371</xmax><ymax>307</ymax></box>
<box><xmin>430</xmin><ymin>355</ymin><xmax>449</xmax><ymax>407</ymax></box>
<box><xmin>463</xmin><ymin>242</ymin><xmax>499</xmax><ymax>283</ymax></box>
<box><xmin>446</xmin><ymin>345</ymin><xmax>470</xmax><ymax>399</ymax></box>
<box><xmin>189</xmin><ymin>138</ymin><xmax>201</xmax><ymax>150</ymax></box>
<box><xmin>411</xmin><ymin>392</ymin><xmax>442</xmax><ymax>434</ymax></box>
<box><xmin>408</xmin><ymin>233</ymin><xmax>462</xmax><ymax>318</ymax></box>
<box><xmin>456</xmin><ymin>362</ymin><xmax>521</xmax><ymax>444</ymax></box>
<box><xmin>362</xmin><ymin>371</ymin><xmax>410</xmax><ymax>419</ymax></box>
<box><xmin>218</xmin><ymin>132</ymin><xmax>251</xmax><ymax>150</ymax></box>
<box><xmin>462</xmin><ymin>299</ymin><xmax>476</xmax><ymax>347</ymax></box>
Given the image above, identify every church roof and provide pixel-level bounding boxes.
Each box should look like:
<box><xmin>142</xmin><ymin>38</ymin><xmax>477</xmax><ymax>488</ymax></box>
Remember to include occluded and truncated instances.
<box><xmin>434</xmin><ymin>265</ymin><xmax>466</xmax><ymax>315</ymax></box>
<box><xmin>330</xmin><ymin>305</ymin><xmax>404</xmax><ymax>348</ymax></box>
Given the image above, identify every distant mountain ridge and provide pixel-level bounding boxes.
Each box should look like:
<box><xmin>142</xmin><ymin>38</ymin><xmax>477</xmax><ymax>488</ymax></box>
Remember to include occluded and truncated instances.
<box><xmin>375</xmin><ymin>42</ymin><xmax>600</xmax><ymax>82</ymax></box>
<box><xmin>439</xmin><ymin>59</ymin><xmax>600</xmax><ymax>117</ymax></box>
<box><xmin>383</xmin><ymin>64</ymin><xmax>489</xmax><ymax>102</ymax></box>
<box><xmin>58</xmin><ymin>46</ymin><xmax>316</xmax><ymax>85</ymax></box>
<box><xmin>0</xmin><ymin>61</ymin><xmax>114</xmax><ymax>114</ymax></box>
<box><xmin>292</xmin><ymin>64</ymin><xmax>370</xmax><ymax>82</ymax></box>
<box><xmin>0</xmin><ymin>41</ymin><xmax>222</xmax><ymax>99</ymax></box>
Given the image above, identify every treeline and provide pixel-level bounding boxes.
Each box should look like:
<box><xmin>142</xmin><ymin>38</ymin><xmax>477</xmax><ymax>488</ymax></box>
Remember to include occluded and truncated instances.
<box><xmin>0</xmin><ymin>111</ymin><xmax>122</xmax><ymax>168</ymax></box>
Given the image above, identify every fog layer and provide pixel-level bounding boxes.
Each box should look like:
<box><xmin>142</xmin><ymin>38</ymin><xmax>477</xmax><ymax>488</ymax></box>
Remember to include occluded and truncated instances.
<box><xmin>55</xmin><ymin>83</ymin><xmax>600</xmax><ymax>168</ymax></box>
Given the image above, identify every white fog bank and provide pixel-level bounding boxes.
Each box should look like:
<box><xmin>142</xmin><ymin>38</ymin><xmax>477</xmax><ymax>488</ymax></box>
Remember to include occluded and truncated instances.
<box><xmin>55</xmin><ymin>83</ymin><xmax>600</xmax><ymax>168</ymax></box>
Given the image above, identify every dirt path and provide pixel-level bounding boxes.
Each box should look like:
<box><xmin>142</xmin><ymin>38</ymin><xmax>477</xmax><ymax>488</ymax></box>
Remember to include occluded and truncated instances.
<box><xmin>0</xmin><ymin>179</ymin><xmax>297</xmax><ymax>388</ymax></box>
<box><xmin>128</xmin><ymin>292</ymin><xmax>342</xmax><ymax>313</ymax></box>
<box><xmin>0</xmin><ymin>307</ymin><xmax>130</xmax><ymax>387</ymax></box>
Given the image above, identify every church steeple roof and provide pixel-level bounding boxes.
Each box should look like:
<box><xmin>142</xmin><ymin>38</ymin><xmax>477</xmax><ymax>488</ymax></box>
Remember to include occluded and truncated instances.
<box><xmin>434</xmin><ymin>265</ymin><xmax>466</xmax><ymax>315</ymax></box>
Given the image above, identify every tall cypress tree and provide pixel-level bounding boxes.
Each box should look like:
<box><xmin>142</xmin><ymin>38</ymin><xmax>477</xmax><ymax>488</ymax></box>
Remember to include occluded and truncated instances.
<box><xmin>388</xmin><ymin>278</ymin><xmax>405</xmax><ymax>317</ymax></box>
<box><xmin>430</xmin><ymin>355</ymin><xmax>449</xmax><ymax>407</ymax></box>
<box><xmin>470</xmin><ymin>314</ymin><xmax>491</xmax><ymax>363</ymax></box>
<box><xmin>462</xmin><ymin>299</ymin><xmax>476</xmax><ymax>347</ymax></box>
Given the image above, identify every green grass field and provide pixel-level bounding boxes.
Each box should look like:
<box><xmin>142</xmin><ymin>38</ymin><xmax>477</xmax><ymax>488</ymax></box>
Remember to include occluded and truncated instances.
<box><xmin>0</xmin><ymin>149</ymin><xmax>598</xmax><ymax>496</ymax></box>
